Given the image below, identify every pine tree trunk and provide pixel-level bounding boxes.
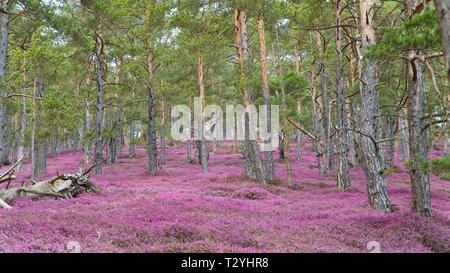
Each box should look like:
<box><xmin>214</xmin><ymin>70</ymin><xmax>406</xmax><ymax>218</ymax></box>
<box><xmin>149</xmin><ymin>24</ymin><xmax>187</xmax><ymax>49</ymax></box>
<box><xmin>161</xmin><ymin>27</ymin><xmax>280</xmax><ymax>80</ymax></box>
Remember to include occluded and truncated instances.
<box><xmin>0</xmin><ymin>2</ymin><xmax>9</xmax><ymax>168</ymax></box>
<box><xmin>316</xmin><ymin>31</ymin><xmax>331</xmax><ymax>176</ymax></box>
<box><xmin>335</xmin><ymin>0</ymin><xmax>350</xmax><ymax>191</ymax></box>
<box><xmin>407</xmin><ymin>52</ymin><xmax>432</xmax><ymax>217</ymax></box>
<box><xmin>234</xmin><ymin>9</ymin><xmax>266</xmax><ymax>183</ymax></box>
<box><xmin>129</xmin><ymin>119</ymin><xmax>136</xmax><ymax>158</ymax></box>
<box><xmin>359</xmin><ymin>0</ymin><xmax>392</xmax><ymax>212</ymax></box>
<box><xmin>398</xmin><ymin>109</ymin><xmax>410</xmax><ymax>161</ymax></box>
<box><xmin>433</xmin><ymin>0</ymin><xmax>450</xmax><ymax>155</ymax></box>
<box><xmin>296</xmin><ymin>101</ymin><xmax>303</xmax><ymax>160</ymax></box>
<box><xmin>310</xmin><ymin>66</ymin><xmax>327</xmax><ymax>177</ymax></box>
<box><xmin>147</xmin><ymin>75</ymin><xmax>158</xmax><ymax>175</ymax></box>
<box><xmin>294</xmin><ymin>46</ymin><xmax>303</xmax><ymax>161</ymax></box>
<box><xmin>196</xmin><ymin>55</ymin><xmax>208</xmax><ymax>173</ymax></box>
<box><xmin>433</xmin><ymin>0</ymin><xmax>450</xmax><ymax>84</ymax></box>
<box><xmin>187</xmin><ymin>139</ymin><xmax>192</xmax><ymax>163</ymax></box>
<box><xmin>17</xmin><ymin>95</ymin><xmax>27</xmax><ymax>170</ymax></box>
<box><xmin>257</xmin><ymin>14</ymin><xmax>274</xmax><ymax>180</ymax></box>
<box><xmin>384</xmin><ymin>115</ymin><xmax>395</xmax><ymax>168</ymax></box>
<box><xmin>83</xmin><ymin>100</ymin><xmax>92</xmax><ymax>163</ymax></box>
<box><xmin>32</xmin><ymin>78</ymin><xmax>47</xmax><ymax>180</ymax></box>
<box><xmin>159</xmin><ymin>100</ymin><xmax>166</xmax><ymax>165</ymax></box>
<box><xmin>94</xmin><ymin>38</ymin><xmax>104</xmax><ymax>174</ymax></box>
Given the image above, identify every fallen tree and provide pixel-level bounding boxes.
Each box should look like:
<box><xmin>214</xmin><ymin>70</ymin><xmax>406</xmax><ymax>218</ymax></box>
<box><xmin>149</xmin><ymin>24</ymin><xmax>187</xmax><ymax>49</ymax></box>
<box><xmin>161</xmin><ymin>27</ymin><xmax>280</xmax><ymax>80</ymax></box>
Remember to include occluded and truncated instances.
<box><xmin>0</xmin><ymin>161</ymin><xmax>102</xmax><ymax>209</ymax></box>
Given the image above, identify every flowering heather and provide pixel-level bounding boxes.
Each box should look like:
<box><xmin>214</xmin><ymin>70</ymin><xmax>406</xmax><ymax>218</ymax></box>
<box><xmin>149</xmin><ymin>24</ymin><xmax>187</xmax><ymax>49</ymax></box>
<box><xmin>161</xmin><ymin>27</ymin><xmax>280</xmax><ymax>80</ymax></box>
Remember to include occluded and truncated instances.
<box><xmin>0</xmin><ymin>142</ymin><xmax>449</xmax><ymax>253</ymax></box>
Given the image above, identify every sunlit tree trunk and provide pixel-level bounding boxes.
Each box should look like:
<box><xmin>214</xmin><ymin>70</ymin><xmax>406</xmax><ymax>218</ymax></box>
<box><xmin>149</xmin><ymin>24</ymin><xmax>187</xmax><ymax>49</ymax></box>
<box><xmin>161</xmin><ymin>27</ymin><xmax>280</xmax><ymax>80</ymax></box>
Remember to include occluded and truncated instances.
<box><xmin>196</xmin><ymin>54</ymin><xmax>208</xmax><ymax>173</ymax></box>
<box><xmin>359</xmin><ymin>0</ymin><xmax>392</xmax><ymax>212</ymax></box>
<box><xmin>257</xmin><ymin>13</ymin><xmax>274</xmax><ymax>180</ymax></box>
<box><xmin>234</xmin><ymin>9</ymin><xmax>266</xmax><ymax>183</ymax></box>
<box><xmin>335</xmin><ymin>0</ymin><xmax>350</xmax><ymax>190</ymax></box>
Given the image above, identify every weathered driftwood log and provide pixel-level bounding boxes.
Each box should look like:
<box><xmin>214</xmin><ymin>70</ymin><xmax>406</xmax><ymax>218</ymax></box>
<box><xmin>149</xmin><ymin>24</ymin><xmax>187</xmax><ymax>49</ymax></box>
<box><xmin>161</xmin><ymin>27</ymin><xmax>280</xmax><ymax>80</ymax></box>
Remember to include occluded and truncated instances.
<box><xmin>0</xmin><ymin>161</ymin><xmax>102</xmax><ymax>208</ymax></box>
<box><xmin>0</xmin><ymin>157</ymin><xmax>23</xmax><ymax>186</ymax></box>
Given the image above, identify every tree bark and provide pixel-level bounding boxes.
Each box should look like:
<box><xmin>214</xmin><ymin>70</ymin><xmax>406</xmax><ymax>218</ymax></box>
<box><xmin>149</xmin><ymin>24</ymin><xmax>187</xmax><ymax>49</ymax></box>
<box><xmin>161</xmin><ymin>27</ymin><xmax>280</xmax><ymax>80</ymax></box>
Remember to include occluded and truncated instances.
<box><xmin>310</xmin><ymin>68</ymin><xmax>327</xmax><ymax>176</ymax></box>
<box><xmin>398</xmin><ymin>108</ymin><xmax>410</xmax><ymax>161</ymax></box>
<box><xmin>335</xmin><ymin>0</ymin><xmax>350</xmax><ymax>191</ymax></box>
<box><xmin>257</xmin><ymin>13</ymin><xmax>274</xmax><ymax>180</ymax></box>
<box><xmin>94</xmin><ymin>34</ymin><xmax>104</xmax><ymax>174</ymax></box>
<box><xmin>234</xmin><ymin>9</ymin><xmax>266</xmax><ymax>183</ymax></box>
<box><xmin>147</xmin><ymin>50</ymin><xmax>158</xmax><ymax>175</ymax></box>
<box><xmin>196</xmin><ymin>54</ymin><xmax>208</xmax><ymax>173</ymax></box>
<box><xmin>359</xmin><ymin>0</ymin><xmax>393</xmax><ymax>212</ymax></box>
<box><xmin>83</xmin><ymin>99</ymin><xmax>92</xmax><ymax>163</ymax></box>
<box><xmin>295</xmin><ymin>100</ymin><xmax>303</xmax><ymax>160</ymax></box>
<box><xmin>32</xmin><ymin>78</ymin><xmax>47</xmax><ymax>179</ymax></box>
<box><xmin>0</xmin><ymin>1</ymin><xmax>9</xmax><ymax>168</ymax></box>
<box><xmin>315</xmin><ymin>31</ymin><xmax>330</xmax><ymax>177</ymax></box>
<box><xmin>407</xmin><ymin>52</ymin><xmax>432</xmax><ymax>217</ymax></box>
<box><xmin>433</xmin><ymin>0</ymin><xmax>450</xmax><ymax>84</ymax></box>
<box><xmin>294</xmin><ymin>46</ymin><xmax>303</xmax><ymax>161</ymax></box>
<box><xmin>159</xmin><ymin>99</ymin><xmax>166</xmax><ymax>164</ymax></box>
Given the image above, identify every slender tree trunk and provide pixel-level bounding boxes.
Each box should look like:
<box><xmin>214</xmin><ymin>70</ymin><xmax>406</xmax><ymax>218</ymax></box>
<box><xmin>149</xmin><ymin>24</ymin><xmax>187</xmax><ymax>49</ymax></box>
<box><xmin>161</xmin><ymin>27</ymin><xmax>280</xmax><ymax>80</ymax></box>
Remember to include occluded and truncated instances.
<box><xmin>359</xmin><ymin>0</ymin><xmax>392</xmax><ymax>212</ymax></box>
<box><xmin>17</xmin><ymin>97</ymin><xmax>26</xmax><ymax>169</ymax></box>
<box><xmin>295</xmin><ymin>100</ymin><xmax>303</xmax><ymax>160</ymax></box>
<box><xmin>398</xmin><ymin>108</ymin><xmax>410</xmax><ymax>161</ymax></box>
<box><xmin>0</xmin><ymin>1</ymin><xmax>9</xmax><ymax>168</ymax></box>
<box><xmin>106</xmin><ymin>113</ymin><xmax>112</xmax><ymax>164</ymax></box>
<box><xmin>187</xmin><ymin>139</ymin><xmax>193</xmax><ymax>163</ymax></box>
<box><xmin>129</xmin><ymin>119</ymin><xmax>136</xmax><ymax>158</ymax></box>
<box><xmin>310</xmin><ymin>69</ymin><xmax>327</xmax><ymax>176</ymax></box>
<box><xmin>36</xmin><ymin>78</ymin><xmax>47</xmax><ymax>178</ymax></box>
<box><xmin>94</xmin><ymin>35</ymin><xmax>104</xmax><ymax>174</ymax></box>
<box><xmin>335</xmin><ymin>0</ymin><xmax>350</xmax><ymax>191</ymax></box>
<box><xmin>146</xmin><ymin>51</ymin><xmax>158</xmax><ymax>175</ymax></box>
<box><xmin>31</xmin><ymin>83</ymin><xmax>36</xmax><ymax>180</ymax></box>
<box><xmin>434</xmin><ymin>0</ymin><xmax>450</xmax><ymax>155</ymax></box>
<box><xmin>159</xmin><ymin>99</ymin><xmax>166</xmax><ymax>164</ymax></box>
<box><xmin>294</xmin><ymin>46</ymin><xmax>303</xmax><ymax>161</ymax></box>
<box><xmin>315</xmin><ymin>31</ymin><xmax>332</xmax><ymax>174</ymax></box>
<box><xmin>196</xmin><ymin>55</ymin><xmax>208</xmax><ymax>173</ymax></box>
<box><xmin>407</xmin><ymin>52</ymin><xmax>432</xmax><ymax>217</ymax></box>
<box><xmin>31</xmin><ymin>78</ymin><xmax>47</xmax><ymax>180</ymax></box>
<box><xmin>84</xmin><ymin>99</ymin><xmax>92</xmax><ymax>163</ymax></box>
<box><xmin>234</xmin><ymin>9</ymin><xmax>266</xmax><ymax>183</ymax></box>
<box><xmin>384</xmin><ymin>115</ymin><xmax>395</xmax><ymax>167</ymax></box>
<box><xmin>257</xmin><ymin>13</ymin><xmax>274</xmax><ymax>180</ymax></box>
<box><xmin>128</xmin><ymin>85</ymin><xmax>137</xmax><ymax>158</ymax></box>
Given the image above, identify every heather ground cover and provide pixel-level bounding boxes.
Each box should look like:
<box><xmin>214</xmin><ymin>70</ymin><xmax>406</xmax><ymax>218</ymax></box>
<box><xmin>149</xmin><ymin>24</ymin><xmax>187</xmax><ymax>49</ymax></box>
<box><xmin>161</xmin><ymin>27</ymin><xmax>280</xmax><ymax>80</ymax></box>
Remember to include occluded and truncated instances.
<box><xmin>0</xmin><ymin>142</ymin><xmax>449</xmax><ymax>253</ymax></box>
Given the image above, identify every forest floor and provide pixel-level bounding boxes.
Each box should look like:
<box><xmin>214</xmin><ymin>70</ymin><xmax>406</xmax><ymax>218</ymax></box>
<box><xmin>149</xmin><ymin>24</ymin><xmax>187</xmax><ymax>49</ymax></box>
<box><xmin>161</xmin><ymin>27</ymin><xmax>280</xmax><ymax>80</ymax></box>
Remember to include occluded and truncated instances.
<box><xmin>0</xmin><ymin>141</ymin><xmax>449</xmax><ymax>253</ymax></box>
